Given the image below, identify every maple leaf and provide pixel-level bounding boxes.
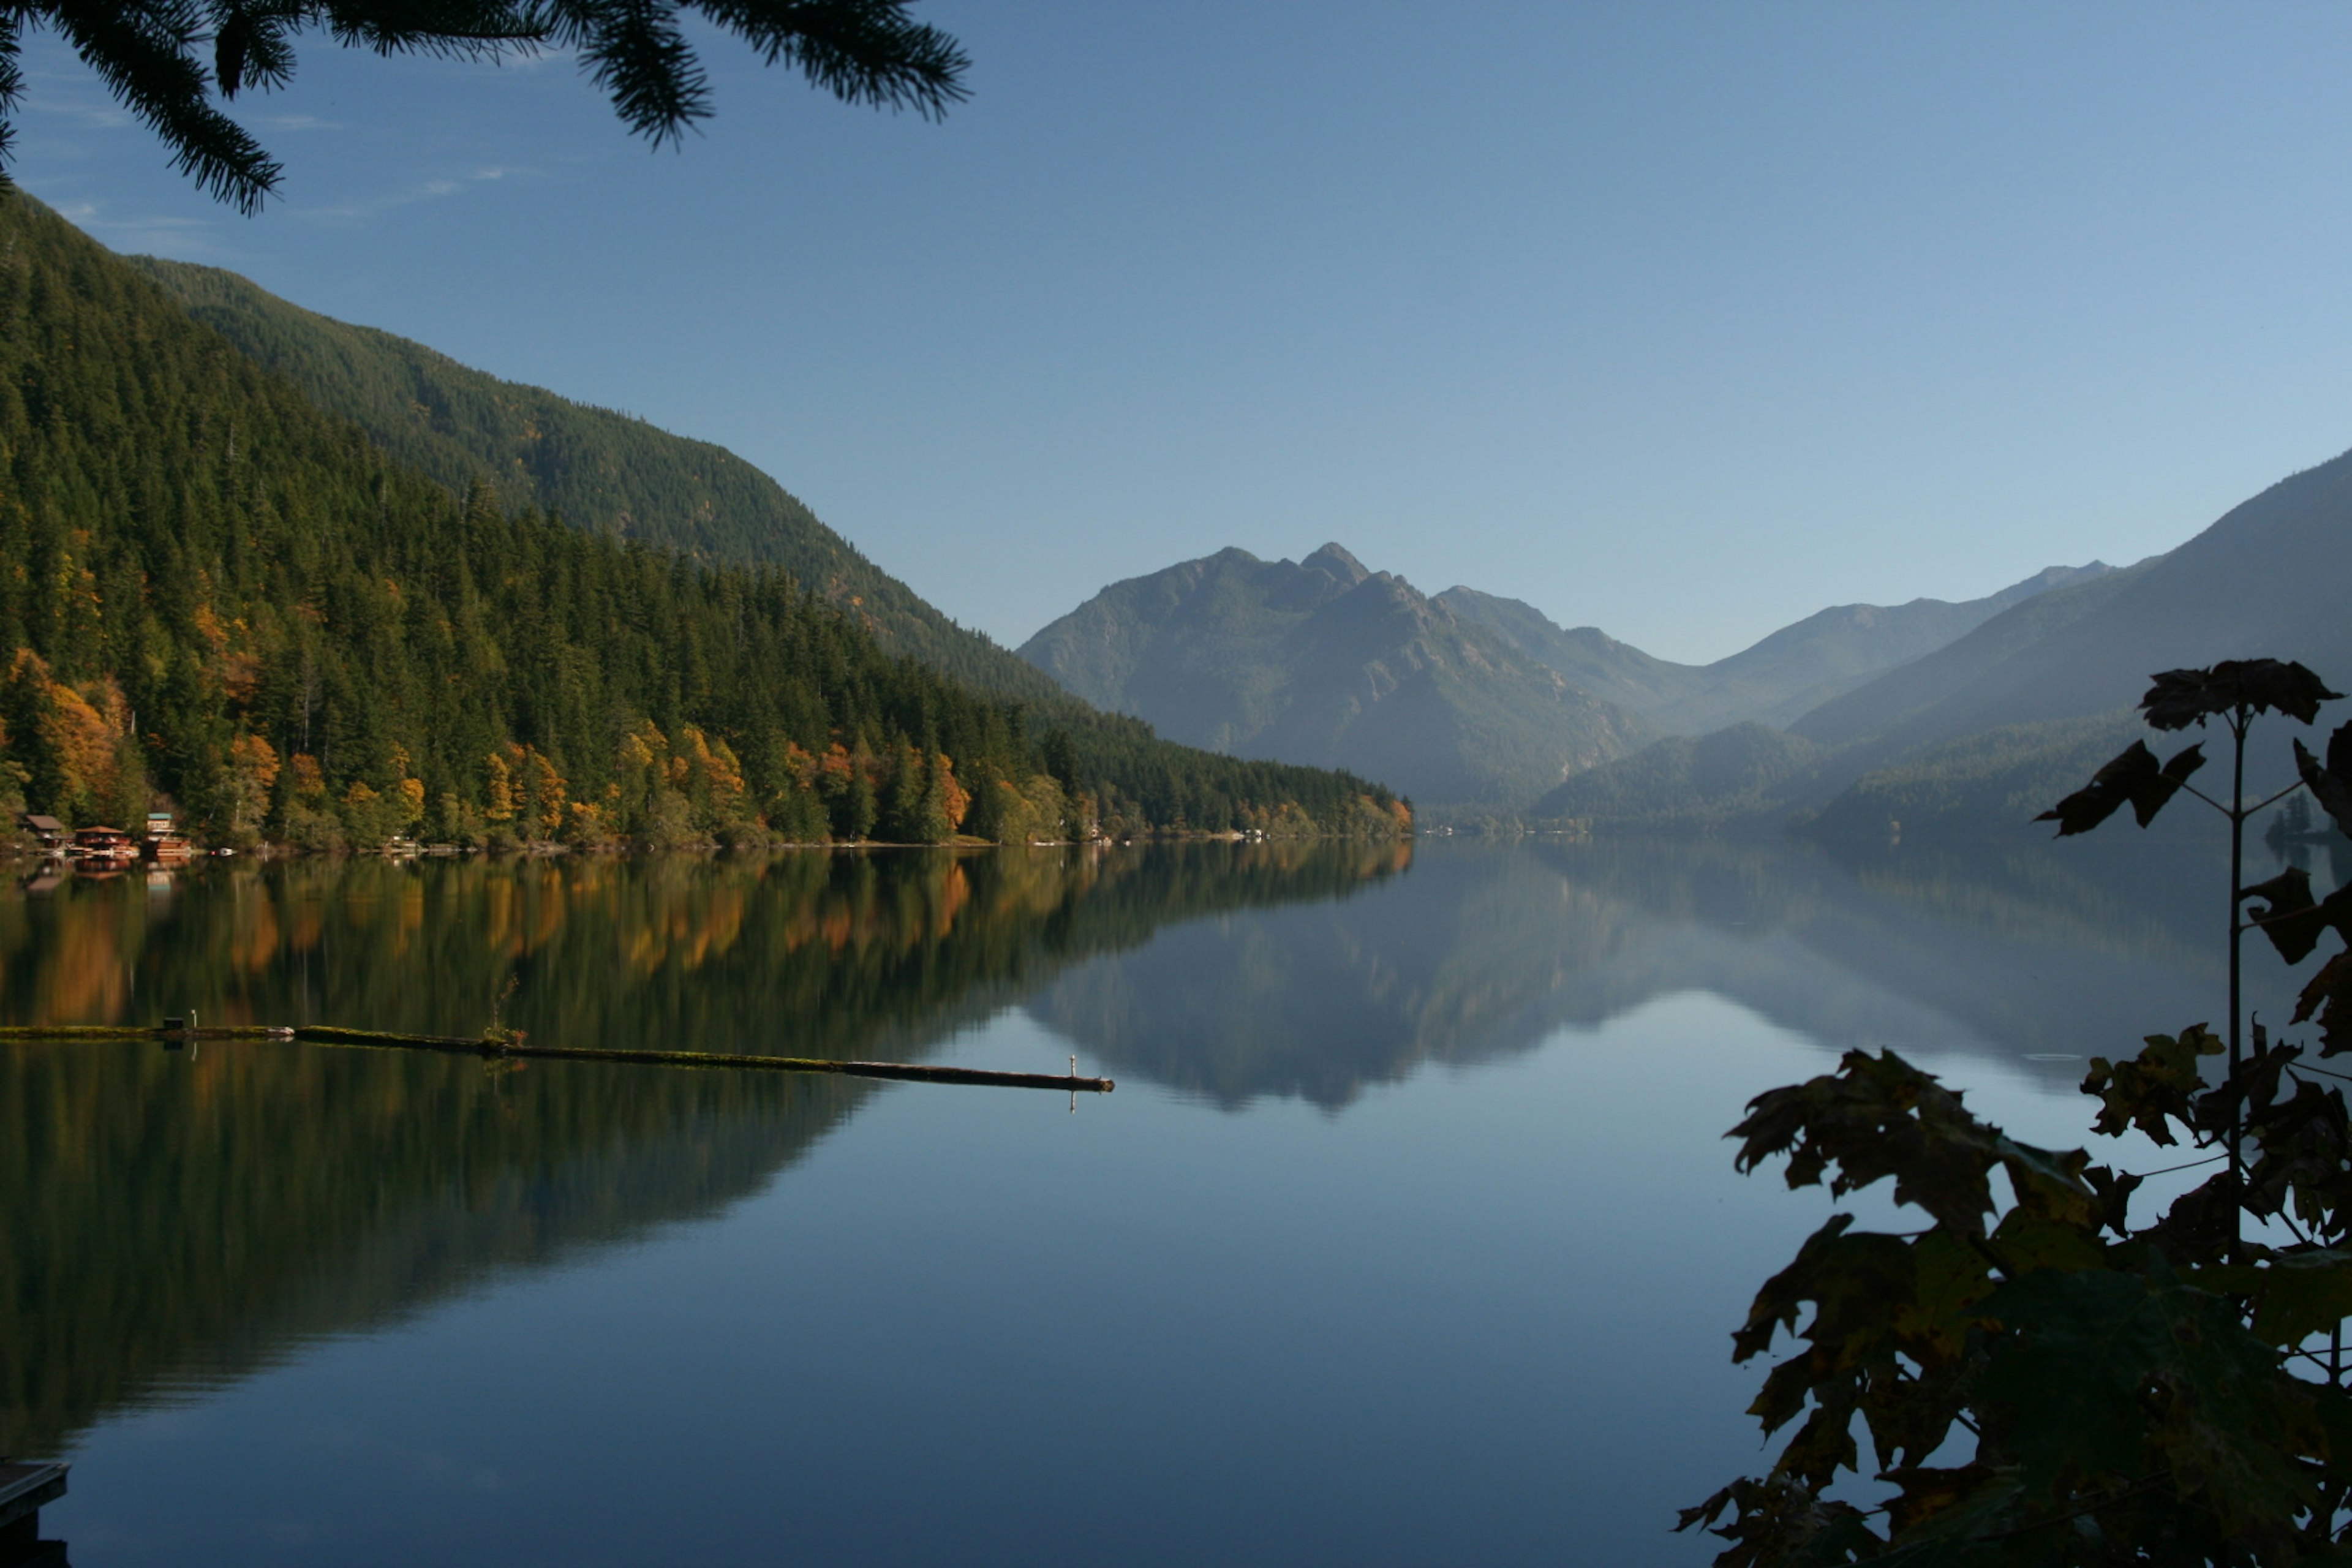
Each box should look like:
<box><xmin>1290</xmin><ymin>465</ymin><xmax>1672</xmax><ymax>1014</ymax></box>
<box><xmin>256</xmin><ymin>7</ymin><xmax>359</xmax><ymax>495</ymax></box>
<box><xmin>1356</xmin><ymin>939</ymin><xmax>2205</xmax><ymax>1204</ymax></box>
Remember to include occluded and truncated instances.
<box><xmin>2036</xmin><ymin>741</ymin><xmax>2205</xmax><ymax>836</ymax></box>
<box><xmin>2141</xmin><ymin>659</ymin><xmax>2342</xmax><ymax>731</ymax></box>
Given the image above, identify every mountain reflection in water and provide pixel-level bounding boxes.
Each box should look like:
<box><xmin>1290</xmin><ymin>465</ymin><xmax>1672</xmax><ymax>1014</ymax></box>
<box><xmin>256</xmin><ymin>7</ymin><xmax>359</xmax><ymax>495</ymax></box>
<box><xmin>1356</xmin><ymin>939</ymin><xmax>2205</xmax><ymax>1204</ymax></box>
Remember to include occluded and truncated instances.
<box><xmin>1032</xmin><ymin>834</ymin><xmax>2334</xmax><ymax>1107</ymax></box>
<box><xmin>1</xmin><ymin>832</ymin><xmax>2329</xmax><ymax>1471</ymax></box>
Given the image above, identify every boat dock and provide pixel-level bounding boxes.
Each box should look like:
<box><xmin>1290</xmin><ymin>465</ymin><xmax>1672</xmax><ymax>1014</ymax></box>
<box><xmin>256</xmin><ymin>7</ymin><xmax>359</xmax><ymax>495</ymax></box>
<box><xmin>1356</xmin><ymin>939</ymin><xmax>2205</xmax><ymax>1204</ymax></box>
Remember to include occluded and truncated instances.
<box><xmin>0</xmin><ymin>1461</ymin><xmax>67</xmax><ymax>1568</ymax></box>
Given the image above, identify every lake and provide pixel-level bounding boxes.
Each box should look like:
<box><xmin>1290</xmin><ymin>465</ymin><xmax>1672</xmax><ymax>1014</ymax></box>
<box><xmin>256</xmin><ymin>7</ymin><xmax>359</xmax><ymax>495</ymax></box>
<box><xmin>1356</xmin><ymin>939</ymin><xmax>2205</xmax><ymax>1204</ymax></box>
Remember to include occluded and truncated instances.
<box><xmin>2</xmin><ymin>832</ymin><xmax>2336</xmax><ymax>1565</ymax></box>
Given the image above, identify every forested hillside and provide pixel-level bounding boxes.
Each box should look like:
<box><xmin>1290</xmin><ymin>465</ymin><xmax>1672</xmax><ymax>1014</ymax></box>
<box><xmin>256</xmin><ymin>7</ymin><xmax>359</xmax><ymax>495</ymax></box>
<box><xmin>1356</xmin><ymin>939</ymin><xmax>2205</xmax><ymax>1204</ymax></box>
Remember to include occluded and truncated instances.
<box><xmin>127</xmin><ymin>254</ymin><xmax>1061</xmax><ymax>701</ymax></box>
<box><xmin>0</xmin><ymin>195</ymin><xmax>1406</xmax><ymax>847</ymax></box>
<box><xmin>1530</xmin><ymin>724</ymin><xmax>1829</xmax><ymax>831</ymax></box>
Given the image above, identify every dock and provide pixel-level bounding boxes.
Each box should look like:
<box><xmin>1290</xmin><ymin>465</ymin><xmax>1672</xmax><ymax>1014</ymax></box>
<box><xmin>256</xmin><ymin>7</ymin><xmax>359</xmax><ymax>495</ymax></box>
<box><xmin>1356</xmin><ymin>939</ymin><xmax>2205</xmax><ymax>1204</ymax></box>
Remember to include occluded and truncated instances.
<box><xmin>0</xmin><ymin>1461</ymin><xmax>67</xmax><ymax>1568</ymax></box>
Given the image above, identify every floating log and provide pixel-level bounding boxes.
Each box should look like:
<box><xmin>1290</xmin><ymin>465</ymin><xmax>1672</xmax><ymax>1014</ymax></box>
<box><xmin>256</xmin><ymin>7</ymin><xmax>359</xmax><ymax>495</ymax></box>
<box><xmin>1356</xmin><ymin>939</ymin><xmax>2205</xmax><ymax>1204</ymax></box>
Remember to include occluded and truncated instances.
<box><xmin>0</xmin><ymin>1023</ymin><xmax>290</xmax><ymax>1041</ymax></box>
<box><xmin>0</xmin><ymin>1022</ymin><xmax>1112</xmax><ymax>1092</ymax></box>
<box><xmin>290</xmin><ymin>1026</ymin><xmax>1114</xmax><ymax>1092</ymax></box>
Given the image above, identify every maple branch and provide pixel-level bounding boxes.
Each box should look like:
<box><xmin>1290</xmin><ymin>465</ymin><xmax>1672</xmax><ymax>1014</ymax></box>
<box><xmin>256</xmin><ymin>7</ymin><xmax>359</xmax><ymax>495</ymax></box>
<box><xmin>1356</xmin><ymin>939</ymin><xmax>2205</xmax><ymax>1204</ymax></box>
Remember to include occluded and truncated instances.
<box><xmin>2129</xmin><ymin>1150</ymin><xmax>2228</xmax><ymax>1178</ymax></box>
<box><xmin>2248</xmin><ymin>780</ymin><xmax>2309</xmax><ymax>816</ymax></box>
<box><xmin>2177</xmin><ymin>781</ymin><xmax>2231</xmax><ymax>816</ymax></box>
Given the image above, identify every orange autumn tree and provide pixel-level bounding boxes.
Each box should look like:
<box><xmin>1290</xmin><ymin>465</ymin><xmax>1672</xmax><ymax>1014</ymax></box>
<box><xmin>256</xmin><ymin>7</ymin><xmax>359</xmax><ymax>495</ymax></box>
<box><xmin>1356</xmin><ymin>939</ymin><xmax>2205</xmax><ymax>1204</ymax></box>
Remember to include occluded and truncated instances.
<box><xmin>0</xmin><ymin>650</ymin><xmax>144</xmax><ymax>827</ymax></box>
<box><xmin>222</xmin><ymin>733</ymin><xmax>281</xmax><ymax>843</ymax></box>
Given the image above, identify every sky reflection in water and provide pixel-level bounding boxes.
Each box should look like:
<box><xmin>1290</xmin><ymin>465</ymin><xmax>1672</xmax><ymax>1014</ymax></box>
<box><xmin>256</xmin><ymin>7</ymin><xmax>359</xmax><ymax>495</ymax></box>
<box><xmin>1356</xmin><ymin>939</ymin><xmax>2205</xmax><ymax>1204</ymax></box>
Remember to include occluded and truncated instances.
<box><xmin>3</xmin><ymin>834</ymin><xmax>2334</xmax><ymax>1565</ymax></box>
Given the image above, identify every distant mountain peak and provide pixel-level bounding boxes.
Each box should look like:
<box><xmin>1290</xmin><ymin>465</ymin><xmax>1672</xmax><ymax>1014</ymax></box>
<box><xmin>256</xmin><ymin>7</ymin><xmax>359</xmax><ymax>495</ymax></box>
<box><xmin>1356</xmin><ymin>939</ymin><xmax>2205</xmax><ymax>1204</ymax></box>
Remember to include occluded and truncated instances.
<box><xmin>1980</xmin><ymin>560</ymin><xmax>2114</xmax><ymax>612</ymax></box>
<box><xmin>1018</xmin><ymin>543</ymin><xmax>1647</xmax><ymax>805</ymax></box>
<box><xmin>1302</xmin><ymin>542</ymin><xmax>1370</xmax><ymax>585</ymax></box>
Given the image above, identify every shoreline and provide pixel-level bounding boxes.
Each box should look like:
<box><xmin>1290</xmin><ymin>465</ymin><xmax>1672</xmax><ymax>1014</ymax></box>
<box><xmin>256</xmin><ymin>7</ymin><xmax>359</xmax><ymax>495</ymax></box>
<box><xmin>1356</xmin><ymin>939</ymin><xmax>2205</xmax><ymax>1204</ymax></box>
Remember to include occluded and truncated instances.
<box><xmin>3</xmin><ymin>826</ymin><xmax>1410</xmax><ymax>867</ymax></box>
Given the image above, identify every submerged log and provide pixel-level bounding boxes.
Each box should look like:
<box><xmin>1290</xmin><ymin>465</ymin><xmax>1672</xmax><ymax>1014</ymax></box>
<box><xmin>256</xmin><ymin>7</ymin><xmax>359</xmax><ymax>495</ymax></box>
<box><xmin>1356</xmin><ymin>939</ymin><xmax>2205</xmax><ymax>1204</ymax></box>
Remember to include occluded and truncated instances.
<box><xmin>288</xmin><ymin>1027</ymin><xmax>1114</xmax><ymax>1091</ymax></box>
<box><xmin>0</xmin><ymin>1022</ymin><xmax>1112</xmax><ymax>1091</ymax></box>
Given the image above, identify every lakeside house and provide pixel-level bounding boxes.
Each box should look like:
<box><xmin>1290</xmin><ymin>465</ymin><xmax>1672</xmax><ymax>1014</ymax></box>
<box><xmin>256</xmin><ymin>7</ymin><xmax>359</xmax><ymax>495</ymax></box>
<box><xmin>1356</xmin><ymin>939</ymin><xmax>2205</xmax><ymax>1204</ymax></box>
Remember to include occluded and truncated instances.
<box><xmin>144</xmin><ymin>810</ymin><xmax>196</xmax><ymax>865</ymax></box>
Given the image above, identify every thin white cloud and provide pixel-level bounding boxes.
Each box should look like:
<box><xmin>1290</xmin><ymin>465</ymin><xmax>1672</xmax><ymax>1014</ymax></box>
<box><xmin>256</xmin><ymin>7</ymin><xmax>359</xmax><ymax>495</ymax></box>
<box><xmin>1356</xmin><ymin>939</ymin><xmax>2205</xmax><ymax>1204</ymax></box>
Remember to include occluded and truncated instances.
<box><xmin>43</xmin><ymin>100</ymin><xmax>134</xmax><ymax>130</ymax></box>
<box><xmin>300</xmin><ymin>163</ymin><xmax>534</xmax><ymax>223</ymax></box>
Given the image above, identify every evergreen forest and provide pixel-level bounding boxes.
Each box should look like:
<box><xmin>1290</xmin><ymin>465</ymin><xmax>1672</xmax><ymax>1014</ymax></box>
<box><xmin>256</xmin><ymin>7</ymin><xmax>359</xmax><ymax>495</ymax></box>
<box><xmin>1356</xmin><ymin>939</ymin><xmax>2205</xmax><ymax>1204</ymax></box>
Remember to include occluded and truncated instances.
<box><xmin>0</xmin><ymin>196</ymin><xmax>1408</xmax><ymax>850</ymax></box>
<box><xmin>126</xmin><ymin>254</ymin><xmax>1063</xmax><ymax>701</ymax></box>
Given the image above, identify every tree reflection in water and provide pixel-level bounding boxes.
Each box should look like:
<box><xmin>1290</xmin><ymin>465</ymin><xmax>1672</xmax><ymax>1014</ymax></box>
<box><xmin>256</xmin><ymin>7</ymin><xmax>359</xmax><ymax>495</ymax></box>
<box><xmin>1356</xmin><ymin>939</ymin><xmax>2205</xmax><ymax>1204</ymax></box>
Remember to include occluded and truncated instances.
<box><xmin>0</xmin><ymin>831</ymin><xmax>2332</xmax><ymax>1470</ymax></box>
<box><xmin>0</xmin><ymin>842</ymin><xmax>1405</xmax><ymax>1457</ymax></box>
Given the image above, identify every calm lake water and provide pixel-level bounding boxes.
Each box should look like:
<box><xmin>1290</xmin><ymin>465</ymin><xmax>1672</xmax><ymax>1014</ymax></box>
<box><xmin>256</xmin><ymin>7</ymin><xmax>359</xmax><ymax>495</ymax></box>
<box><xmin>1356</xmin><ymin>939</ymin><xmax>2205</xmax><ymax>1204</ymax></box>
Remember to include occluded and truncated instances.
<box><xmin>2</xmin><ymin>832</ymin><xmax>2339</xmax><ymax>1566</ymax></box>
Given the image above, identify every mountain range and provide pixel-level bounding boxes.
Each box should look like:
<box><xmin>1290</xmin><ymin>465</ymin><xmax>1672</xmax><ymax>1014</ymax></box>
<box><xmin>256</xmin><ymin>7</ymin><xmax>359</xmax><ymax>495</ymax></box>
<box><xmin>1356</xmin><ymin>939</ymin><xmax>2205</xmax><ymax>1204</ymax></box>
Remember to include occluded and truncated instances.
<box><xmin>1536</xmin><ymin>444</ymin><xmax>2352</xmax><ymax>835</ymax></box>
<box><xmin>1019</xmin><ymin>543</ymin><xmax>2115</xmax><ymax>810</ymax></box>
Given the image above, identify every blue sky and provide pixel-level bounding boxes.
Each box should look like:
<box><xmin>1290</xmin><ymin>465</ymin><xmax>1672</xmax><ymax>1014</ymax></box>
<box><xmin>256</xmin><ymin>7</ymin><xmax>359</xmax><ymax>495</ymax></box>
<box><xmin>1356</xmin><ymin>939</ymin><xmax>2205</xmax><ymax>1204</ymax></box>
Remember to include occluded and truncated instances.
<box><xmin>15</xmin><ymin>1</ymin><xmax>2352</xmax><ymax>662</ymax></box>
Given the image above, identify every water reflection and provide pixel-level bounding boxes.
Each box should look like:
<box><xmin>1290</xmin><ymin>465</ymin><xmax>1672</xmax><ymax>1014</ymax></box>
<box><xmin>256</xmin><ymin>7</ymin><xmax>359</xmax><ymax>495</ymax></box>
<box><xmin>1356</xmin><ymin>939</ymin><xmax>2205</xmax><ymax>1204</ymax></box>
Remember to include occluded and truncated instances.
<box><xmin>0</xmin><ymin>832</ymin><xmax>2329</xmax><ymax>1469</ymax></box>
<box><xmin>1031</xmin><ymin>834</ymin><xmax>2336</xmax><ymax>1106</ymax></box>
<box><xmin>0</xmin><ymin>843</ymin><xmax>1403</xmax><ymax>1457</ymax></box>
<box><xmin>0</xmin><ymin>843</ymin><xmax>1406</xmax><ymax>1055</ymax></box>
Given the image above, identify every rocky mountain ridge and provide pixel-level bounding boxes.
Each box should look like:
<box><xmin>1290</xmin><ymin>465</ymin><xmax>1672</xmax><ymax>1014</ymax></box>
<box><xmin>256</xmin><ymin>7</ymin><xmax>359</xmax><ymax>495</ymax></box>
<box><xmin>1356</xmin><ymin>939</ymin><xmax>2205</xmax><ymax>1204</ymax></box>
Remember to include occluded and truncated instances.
<box><xmin>1024</xmin><ymin>543</ymin><xmax>2109</xmax><ymax>811</ymax></box>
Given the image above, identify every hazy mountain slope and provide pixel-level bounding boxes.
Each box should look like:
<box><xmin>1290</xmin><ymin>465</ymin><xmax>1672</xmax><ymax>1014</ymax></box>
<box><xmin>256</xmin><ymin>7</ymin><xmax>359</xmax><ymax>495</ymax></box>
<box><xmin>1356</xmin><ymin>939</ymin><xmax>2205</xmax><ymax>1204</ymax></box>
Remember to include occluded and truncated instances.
<box><xmin>1790</xmin><ymin>562</ymin><xmax>2159</xmax><ymax>748</ymax></box>
<box><xmin>1439</xmin><ymin>564</ymin><xmax>2111</xmax><ymax>737</ymax></box>
<box><xmin>1019</xmin><ymin>545</ymin><xmax>1650</xmax><ymax>807</ymax></box>
<box><xmin>1664</xmin><ymin>564</ymin><xmax>2114</xmax><ymax>732</ymax></box>
<box><xmin>1547</xmin><ymin>439</ymin><xmax>2352</xmax><ymax>838</ymax></box>
<box><xmin>1428</xmin><ymin>589</ymin><xmax>1705</xmax><ymax>717</ymax></box>
<box><xmin>1527</xmin><ymin>570</ymin><xmax>2184</xmax><ymax>837</ymax></box>
<box><xmin>126</xmin><ymin>255</ymin><xmax>1058</xmax><ymax>701</ymax></box>
<box><xmin>1812</xmin><ymin>446</ymin><xmax>2352</xmax><ymax>755</ymax></box>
